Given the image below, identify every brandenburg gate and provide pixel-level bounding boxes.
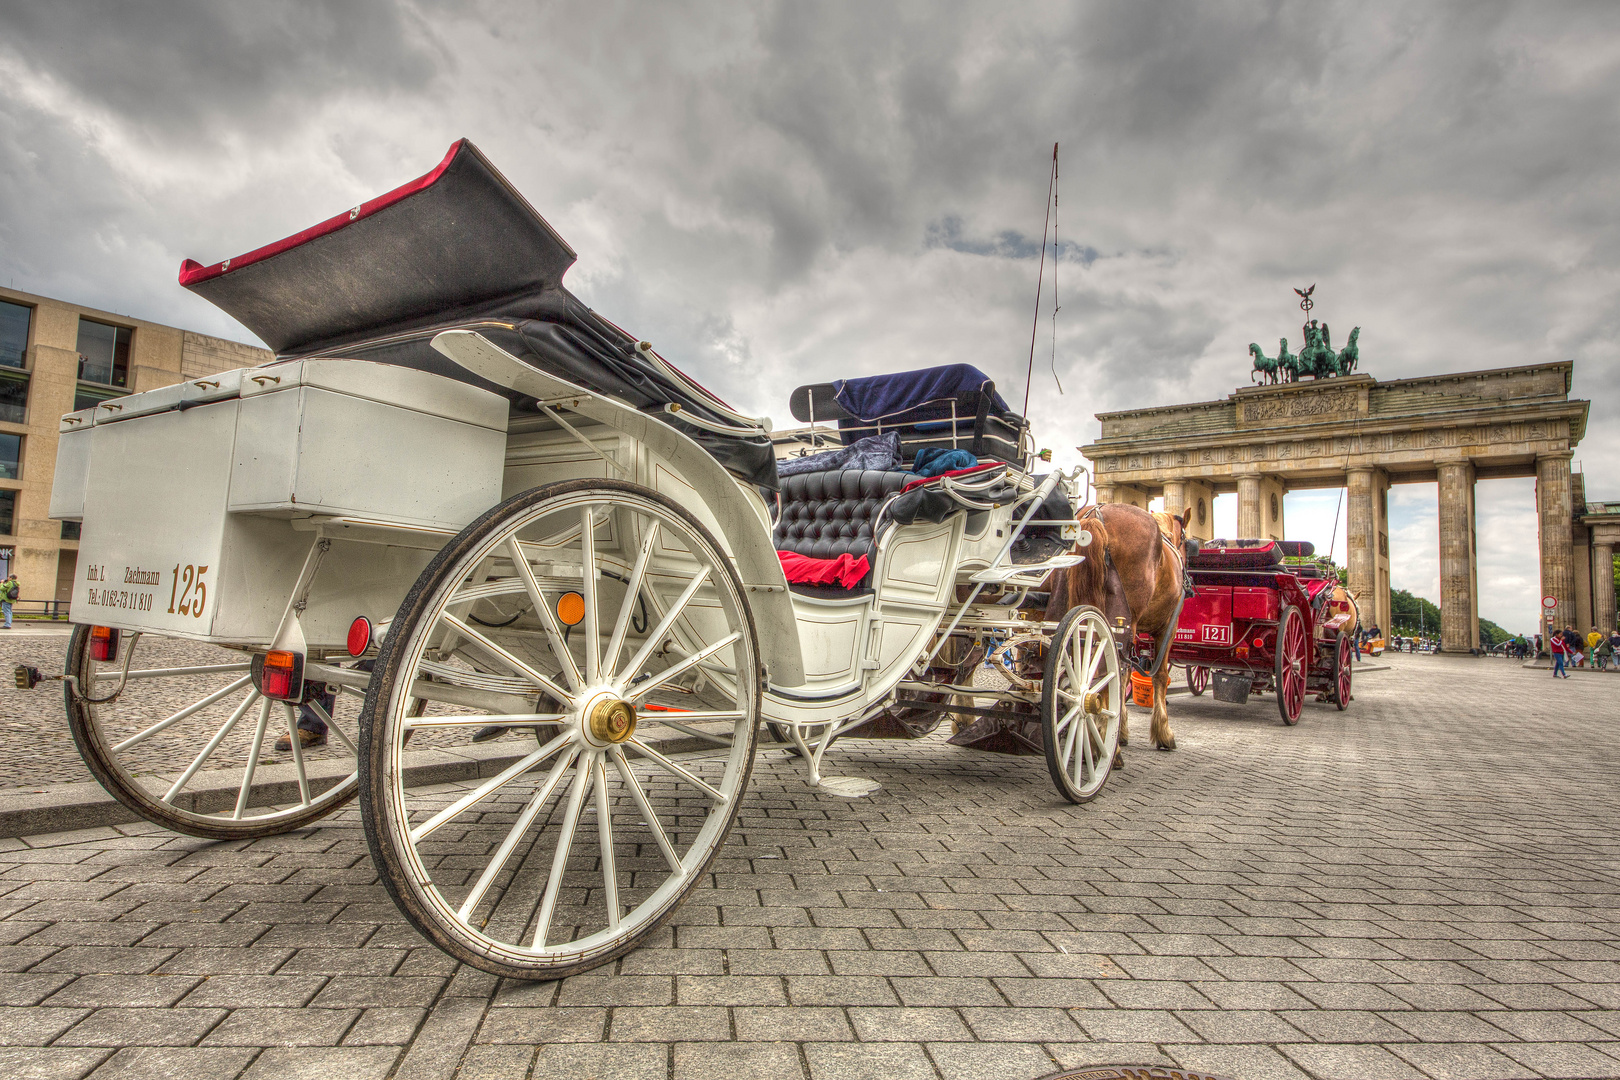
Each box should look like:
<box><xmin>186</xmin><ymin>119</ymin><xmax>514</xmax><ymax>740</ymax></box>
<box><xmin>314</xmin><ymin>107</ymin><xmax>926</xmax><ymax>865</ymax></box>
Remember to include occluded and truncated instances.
<box><xmin>1079</xmin><ymin>362</ymin><xmax>1591</xmax><ymax>652</ymax></box>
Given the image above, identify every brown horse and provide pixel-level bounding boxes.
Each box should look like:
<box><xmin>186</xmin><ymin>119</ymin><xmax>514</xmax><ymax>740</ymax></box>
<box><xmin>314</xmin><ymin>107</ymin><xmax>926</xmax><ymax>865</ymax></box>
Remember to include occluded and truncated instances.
<box><xmin>1047</xmin><ymin>503</ymin><xmax>1193</xmax><ymax>751</ymax></box>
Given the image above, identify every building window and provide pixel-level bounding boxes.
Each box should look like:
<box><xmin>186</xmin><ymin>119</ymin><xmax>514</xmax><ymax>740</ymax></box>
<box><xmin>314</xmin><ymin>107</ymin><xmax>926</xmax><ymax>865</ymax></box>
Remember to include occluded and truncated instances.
<box><xmin>0</xmin><ymin>490</ymin><xmax>14</xmax><ymax>536</ymax></box>
<box><xmin>0</xmin><ymin>434</ymin><xmax>17</xmax><ymax>480</ymax></box>
<box><xmin>74</xmin><ymin>386</ymin><xmax>124</xmax><ymax>414</ymax></box>
<box><xmin>0</xmin><ymin>370</ymin><xmax>27</xmax><ymax>424</ymax></box>
<box><xmin>61</xmin><ymin>520</ymin><xmax>81</xmax><ymax>541</ymax></box>
<box><xmin>77</xmin><ymin>318</ymin><xmax>132</xmax><ymax>388</ymax></box>
<box><xmin>0</xmin><ymin>301</ymin><xmax>29</xmax><ymax>370</ymax></box>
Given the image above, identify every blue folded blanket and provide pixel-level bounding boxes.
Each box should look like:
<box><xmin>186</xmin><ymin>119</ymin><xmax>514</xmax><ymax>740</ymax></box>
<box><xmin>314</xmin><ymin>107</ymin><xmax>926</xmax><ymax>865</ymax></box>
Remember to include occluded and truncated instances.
<box><xmin>912</xmin><ymin>447</ymin><xmax>978</xmax><ymax>477</ymax></box>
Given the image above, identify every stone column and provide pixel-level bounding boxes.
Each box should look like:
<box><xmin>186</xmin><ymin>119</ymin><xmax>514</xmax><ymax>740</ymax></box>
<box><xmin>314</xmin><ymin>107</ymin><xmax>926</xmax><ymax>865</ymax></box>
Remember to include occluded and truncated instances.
<box><xmin>1537</xmin><ymin>452</ymin><xmax>1575</xmax><ymax>632</ymax></box>
<box><xmin>1437</xmin><ymin>459</ymin><xmax>1478</xmax><ymax>652</ymax></box>
<box><xmin>1182</xmin><ymin>479</ymin><xmax>1217</xmax><ymax>541</ymax></box>
<box><xmin>1092</xmin><ymin>483</ymin><xmax>1116</xmax><ymax>506</ymax></box>
<box><xmin>1237</xmin><ymin>474</ymin><xmax>1262</xmax><ymax>539</ymax></box>
<box><xmin>1258</xmin><ymin>476</ymin><xmax>1286</xmax><ymax>540</ymax></box>
<box><xmin>1162</xmin><ymin>480</ymin><xmax>1187</xmax><ymax>521</ymax></box>
<box><xmin>1594</xmin><ymin>541</ymin><xmax>1616</xmax><ymax>633</ymax></box>
<box><xmin>1346</xmin><ymin>468</ymin><xmax>1378</xmax><ymax>627</ymax></box>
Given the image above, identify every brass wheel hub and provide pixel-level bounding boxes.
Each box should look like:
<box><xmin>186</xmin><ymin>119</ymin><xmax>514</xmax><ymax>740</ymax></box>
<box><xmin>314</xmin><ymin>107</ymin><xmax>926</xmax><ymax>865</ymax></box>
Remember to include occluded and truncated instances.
<box><xmin>588</xmin><ymin>697</ymin><xmax>638</xmax><ymax>744</ymax></box>
<box><xmin>1084</xmin><ymin>691</ymin><xmax>1105</xmax><ymax>715</ymax></box>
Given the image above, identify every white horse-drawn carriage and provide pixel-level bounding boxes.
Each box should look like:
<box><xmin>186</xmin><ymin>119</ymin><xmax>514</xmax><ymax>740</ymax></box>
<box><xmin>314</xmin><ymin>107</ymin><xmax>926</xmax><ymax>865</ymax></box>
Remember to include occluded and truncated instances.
<box><xmin>34</xmin><ymin>141</ymin><xmax>1123</xmax><ymax>979</ymax></box>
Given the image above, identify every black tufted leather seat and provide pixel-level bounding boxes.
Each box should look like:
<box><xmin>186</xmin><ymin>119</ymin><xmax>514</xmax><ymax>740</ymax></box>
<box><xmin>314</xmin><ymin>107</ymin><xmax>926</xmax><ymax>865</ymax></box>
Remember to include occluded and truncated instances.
<box><xmin>772</xmin><ymin>470</ymin><xmax>919</xmax><ymax>566</ymax></box>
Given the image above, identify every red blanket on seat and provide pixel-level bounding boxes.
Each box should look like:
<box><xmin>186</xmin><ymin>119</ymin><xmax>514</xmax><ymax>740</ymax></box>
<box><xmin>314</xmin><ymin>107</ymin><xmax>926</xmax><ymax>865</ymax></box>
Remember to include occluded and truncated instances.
<box><xmin>777</xmin><ymin>550</ymin><xmax>870</xmax><ymax>589</ymax></box>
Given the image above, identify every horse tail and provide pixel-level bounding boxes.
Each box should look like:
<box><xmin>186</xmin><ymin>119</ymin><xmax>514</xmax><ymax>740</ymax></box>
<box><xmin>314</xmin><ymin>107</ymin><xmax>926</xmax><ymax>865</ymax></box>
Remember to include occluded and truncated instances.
<box><xmin>1068</xmin><ymin>506</ymin><xmax>1111</xmax><ymax>612</ymax></box>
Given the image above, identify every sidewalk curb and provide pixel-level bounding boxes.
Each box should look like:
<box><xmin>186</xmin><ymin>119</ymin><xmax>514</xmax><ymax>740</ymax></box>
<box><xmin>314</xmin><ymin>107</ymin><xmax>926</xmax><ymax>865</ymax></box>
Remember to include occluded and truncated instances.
<box><xmin>0</xmin><ymin>729</ymin><xmax>729</xmax><ymax>839</ymax></box>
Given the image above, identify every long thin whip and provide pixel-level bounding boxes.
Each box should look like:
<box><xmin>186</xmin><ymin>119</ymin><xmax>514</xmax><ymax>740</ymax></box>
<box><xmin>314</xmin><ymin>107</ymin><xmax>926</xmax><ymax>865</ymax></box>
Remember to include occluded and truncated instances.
<box><xmin>1050</xmin><ymin>143</ymin><xmax>1063</xmax><ymax>394</ymax></box>
<box><xmin>1022</xmin><ymin>142</ymin><xmax>1058</xmax><ymax>417</ymax></box>
<box><xmin>1328</xmin><ymin>486</ymin><xmax>1344</xmax><ymax>561</ymax></box>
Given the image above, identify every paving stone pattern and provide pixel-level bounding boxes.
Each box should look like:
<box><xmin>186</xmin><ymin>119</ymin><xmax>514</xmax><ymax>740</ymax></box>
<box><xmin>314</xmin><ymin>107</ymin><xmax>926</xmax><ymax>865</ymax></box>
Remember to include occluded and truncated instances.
<box><xmin>0</xmin><ymin>651</ymin><xmax>1615</xmax><ymax>1078</ymax></box>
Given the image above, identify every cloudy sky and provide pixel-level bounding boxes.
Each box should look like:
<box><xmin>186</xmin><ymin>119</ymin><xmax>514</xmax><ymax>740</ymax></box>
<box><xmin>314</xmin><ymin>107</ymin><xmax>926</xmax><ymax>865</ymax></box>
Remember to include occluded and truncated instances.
<box><xmin>2</xmin><ymin>1</ymin><xmax>1615</xmax><ymax>633</ymax></box>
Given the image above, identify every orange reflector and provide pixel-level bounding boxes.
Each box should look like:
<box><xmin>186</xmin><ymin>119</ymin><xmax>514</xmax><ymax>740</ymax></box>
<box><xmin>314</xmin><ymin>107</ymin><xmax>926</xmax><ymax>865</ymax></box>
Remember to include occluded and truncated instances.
<box><xmin>89</xmin><ymin>626</ymin><xmax>118</xmax><ymax>662</ymax></box>
<box><xmin>347</xmin><ymin>616</ymin><xmax>372</xmax><ymax>657</ymax></box>
<box><xmin>556</xmin><ymin>591</ymin><xmax>586</xmax><ymax>627</ymax></box>
<box><xmin>258</xmin><ymin>649</ymin><xmax>304</xmax><ymax>700</ymax></box>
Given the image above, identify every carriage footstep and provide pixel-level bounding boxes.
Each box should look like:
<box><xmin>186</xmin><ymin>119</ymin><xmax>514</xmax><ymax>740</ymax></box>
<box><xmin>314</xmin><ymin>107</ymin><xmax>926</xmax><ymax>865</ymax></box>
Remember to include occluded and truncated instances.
<box><xmin>816</xmin><ymin>776</ymin><xmax>882</xmax><ymax>798</ymax></box>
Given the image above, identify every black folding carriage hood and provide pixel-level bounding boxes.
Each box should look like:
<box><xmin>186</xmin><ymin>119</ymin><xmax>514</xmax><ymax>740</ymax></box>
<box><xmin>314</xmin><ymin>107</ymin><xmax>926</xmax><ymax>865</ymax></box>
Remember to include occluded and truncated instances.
<box><xmin>180</xmin><ymin>139</ymin><xmax>778</xmax><ymax>488</ymax></box>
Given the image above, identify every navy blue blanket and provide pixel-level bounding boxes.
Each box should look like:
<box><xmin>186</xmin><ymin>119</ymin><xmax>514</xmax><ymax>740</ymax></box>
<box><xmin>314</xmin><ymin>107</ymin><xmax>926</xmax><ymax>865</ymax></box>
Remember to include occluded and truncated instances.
<box><xmin>777</xmin><ymin>432</ymin><xmax>902</xmax><ymax>477</ymax></box>
<box><xmin>833</xmin><ymin>364</ymin><xmax>1009</xmax><ymax>422</ymax></box>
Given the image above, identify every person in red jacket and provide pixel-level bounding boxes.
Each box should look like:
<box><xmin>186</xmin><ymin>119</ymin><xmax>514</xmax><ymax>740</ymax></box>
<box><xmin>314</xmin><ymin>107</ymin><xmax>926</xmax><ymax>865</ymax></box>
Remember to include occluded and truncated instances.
<box><xmin>1550</xmin><ymin>630</ymin><xmax>1570</xmax><ymax>678</ymax></box>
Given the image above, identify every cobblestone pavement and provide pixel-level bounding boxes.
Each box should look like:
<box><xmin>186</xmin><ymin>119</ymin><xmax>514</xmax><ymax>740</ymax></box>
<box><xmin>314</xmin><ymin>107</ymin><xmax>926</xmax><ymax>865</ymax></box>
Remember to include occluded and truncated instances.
<box><xmin>0</xmin><ymin>652</ymin><xmax>1616</xmax><ymax>1079</ymax></box>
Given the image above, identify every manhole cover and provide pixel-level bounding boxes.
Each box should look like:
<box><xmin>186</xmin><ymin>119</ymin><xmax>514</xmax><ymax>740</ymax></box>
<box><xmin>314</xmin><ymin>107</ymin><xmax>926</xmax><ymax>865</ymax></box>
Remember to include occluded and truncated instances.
<box><xmin>1036</xmin><ymin>1068</ymin><xmax>1233</xmax><ymax>1080</ymax></box>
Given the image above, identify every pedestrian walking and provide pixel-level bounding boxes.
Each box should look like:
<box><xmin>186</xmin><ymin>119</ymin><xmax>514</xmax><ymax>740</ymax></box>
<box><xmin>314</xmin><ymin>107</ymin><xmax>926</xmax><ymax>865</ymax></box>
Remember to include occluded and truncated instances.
<box><xmin>1596</xmin><ymin>630</ymin><xmax>1614</xmax><ymax>673</ymax></box>
<box><xmin>0</xmin><ymin>574</ymin><xmax>15</xmax><ymax>629</ymax></box>
<box><xmin>1564</xmin><ymin>625</ymin><xmax>1585</xmax><ymax>668</ymax></box>
<box><xmin>1550</xmin><ymin>629</ymin><xmax>1570</xmax><ymax>678</ymax></box>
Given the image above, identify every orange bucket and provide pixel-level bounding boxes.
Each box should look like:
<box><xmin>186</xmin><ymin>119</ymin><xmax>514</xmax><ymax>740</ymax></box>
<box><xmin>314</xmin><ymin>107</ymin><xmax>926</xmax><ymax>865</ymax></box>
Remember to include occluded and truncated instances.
<box><xmin>1130</xmin><ymin>670</ymin><xmax>1155</xmax><ymax>708</ymax></box>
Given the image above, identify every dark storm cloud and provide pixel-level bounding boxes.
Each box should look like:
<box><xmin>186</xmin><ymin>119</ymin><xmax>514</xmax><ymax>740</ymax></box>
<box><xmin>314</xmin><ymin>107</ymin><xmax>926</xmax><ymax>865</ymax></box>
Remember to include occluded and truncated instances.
<box><xmin>926</xmin><ymin>217</ymin><xmax>1101</xmax><ymax>267</ymax></box>
<box><xmin>1</xmin><ymin>0</ymin><xmax>1616</xmax><ymax>631</ymax></box>
<box><xmin>0</xmin><ymin>0</ymin><xmax>441</xmax><ymax>144</ymax></box>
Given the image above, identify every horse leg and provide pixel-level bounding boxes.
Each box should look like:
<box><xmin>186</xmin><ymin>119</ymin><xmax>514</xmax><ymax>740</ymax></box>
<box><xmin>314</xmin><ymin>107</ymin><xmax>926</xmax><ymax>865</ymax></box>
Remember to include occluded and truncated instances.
<box><xmin>1151</xmin><ymin>664</ymin><xmax>1176</xmax><ymax>750</ymax></box>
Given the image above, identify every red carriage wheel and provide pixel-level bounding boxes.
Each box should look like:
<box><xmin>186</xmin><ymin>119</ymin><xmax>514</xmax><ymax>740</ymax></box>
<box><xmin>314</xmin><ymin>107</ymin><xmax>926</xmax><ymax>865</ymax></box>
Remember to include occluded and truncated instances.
<box><xmin>1275</xmin><ymin>606</ymin><xmax>1307</xmax><ymax>726</ymax></box>
<box><xmin>1333</xmin><ymin>631</ymin><xmax>1352</xmax><ymax>710</ymax></box>
<box><xmin>1185</xmin><ymin>665</ymin><xmax>1209</xmax><ymax>696</ymax></box>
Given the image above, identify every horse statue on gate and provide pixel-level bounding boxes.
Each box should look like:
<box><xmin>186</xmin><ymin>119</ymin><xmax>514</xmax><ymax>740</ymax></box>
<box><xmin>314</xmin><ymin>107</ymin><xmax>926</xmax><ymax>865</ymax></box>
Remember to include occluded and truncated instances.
<box><xmin>1249</xmin><ymin>343</ymin><xmax>1281</xmax><ymax>385</ymax></box>
<box><xmin>1336</xmin><ymin>326</ymin><xmax>1360</xmax><ymax>374</ymax></box>
<box><xmin>1275</xmin><ymin>338</ymin><xmax>1300</xmax><ymax>383</ymax></box>
<box><xmin>1044</xmin><ymin>503</ymin><xmax>1196</xmax><ymax>752</ymax></box>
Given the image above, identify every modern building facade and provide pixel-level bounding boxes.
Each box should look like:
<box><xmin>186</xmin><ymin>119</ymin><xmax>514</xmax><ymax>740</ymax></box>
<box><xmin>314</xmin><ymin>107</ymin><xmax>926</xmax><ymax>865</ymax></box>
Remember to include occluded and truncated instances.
<box><xmin>0</xmin><ymin>286</ymin><xmax>269</xmax><ymax>605</ymax></box>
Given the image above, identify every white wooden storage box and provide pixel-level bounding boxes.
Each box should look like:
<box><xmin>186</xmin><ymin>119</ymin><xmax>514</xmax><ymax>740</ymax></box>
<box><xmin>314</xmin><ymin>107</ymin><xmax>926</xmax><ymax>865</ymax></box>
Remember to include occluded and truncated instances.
<box><xmin>52</xmin><ymin>359</ymin><xmax>508</xmax><ymax>647</ymax></box>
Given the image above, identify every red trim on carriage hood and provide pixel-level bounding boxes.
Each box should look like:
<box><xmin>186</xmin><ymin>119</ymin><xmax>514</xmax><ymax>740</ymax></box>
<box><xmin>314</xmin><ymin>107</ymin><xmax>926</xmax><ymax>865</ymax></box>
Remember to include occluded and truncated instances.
<box><xmin>899</xmin><ymin>463</ymin><xmax>1005</xmax><ymax>494</ymax></box>
<box><xmin>177</xmin><ymin>140</ymin><xmax>465</xmax><ymax>288</ymax></box>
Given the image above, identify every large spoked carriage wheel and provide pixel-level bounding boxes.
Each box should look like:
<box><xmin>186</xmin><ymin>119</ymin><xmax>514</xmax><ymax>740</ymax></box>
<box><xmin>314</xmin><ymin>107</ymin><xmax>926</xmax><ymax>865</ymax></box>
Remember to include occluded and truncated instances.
<box><xmin>1332</xmin><ymin>631</ymin><xmax>1352</xmax><ymax>710</ymax></box>
<box><xmin>1275</xmin><ymin>606</ymin><xmax>1308</xmax><ymax>726</ymax></box>
<box><xmin>1040</xmin><ymin>606</ymin><xmax>1121</xmax><ymax>804</ymax></box>
<box><xmin>65</xmin><ymin>625</ymin><xmax>364</xmax><ymax>839</ymax></box>
<box><xmin>360</xmin><ymin>479</ymin><xmax>760</xmax><ymax>981</ymax></box>
<box><xmin>1185</xmin><ymin>665</ymin><xmax>1209</xmax><ymax>696</ymax></box>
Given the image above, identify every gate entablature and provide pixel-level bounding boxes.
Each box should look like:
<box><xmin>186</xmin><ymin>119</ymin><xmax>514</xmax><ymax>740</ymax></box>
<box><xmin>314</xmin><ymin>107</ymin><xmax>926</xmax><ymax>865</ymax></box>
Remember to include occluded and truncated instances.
<box><xmin>1080</xmin><ymin>361</ymin><xmax>1589</xmax><ymax>652</ymax></box>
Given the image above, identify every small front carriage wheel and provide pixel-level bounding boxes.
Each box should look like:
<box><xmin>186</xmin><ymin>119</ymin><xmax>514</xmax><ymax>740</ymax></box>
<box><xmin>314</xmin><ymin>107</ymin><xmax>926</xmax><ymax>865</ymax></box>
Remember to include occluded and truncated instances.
<box><xmin>1332</xmin><ymin>631</ymin><xmax>1352</xmax><ymax>710</ymax></box>
<box><xmin>1275</xmin><ymin>606</ymin><xmax>1308</xmax><ymax>726</ymax></box>
<box><xmin>65</xmin><ymin>625</ymin><xmax>364</xmax><ymax>840</ymax></box>
<box><xmin>1185</xmin><ymin>665</ymin><xmax>1209</xmax><ymax>696</ymax></box>
<box><xmin>1040</xmin><ymin>605</ymin><xmax>1122</xmax><ymax>804</ymax></box>
<box><xmin>360</xmin><ymin>479</ymin><xmax>760</xmax><ymax>981</ymax></box>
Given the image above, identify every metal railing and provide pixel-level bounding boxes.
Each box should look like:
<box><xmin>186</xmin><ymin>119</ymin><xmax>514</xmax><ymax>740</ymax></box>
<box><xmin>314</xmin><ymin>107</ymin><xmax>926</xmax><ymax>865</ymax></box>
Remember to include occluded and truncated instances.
<box><xmin>4</xmin><ymin>600</ymin><xmax>71</xmax><ymax>620</ymax></box>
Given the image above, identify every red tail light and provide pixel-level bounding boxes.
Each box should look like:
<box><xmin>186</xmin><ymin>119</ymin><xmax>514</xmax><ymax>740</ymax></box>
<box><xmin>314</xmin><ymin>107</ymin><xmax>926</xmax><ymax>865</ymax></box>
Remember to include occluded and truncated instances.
<box><xmin>255</xmin><ymin>650</ymin><xmax>304</xmax><ymax>701</ymax></box>
<box><xmin>89</xmin><ymin>626</ymin><xmax>119</xmax><ymax>662</ymax></box>
<box><xmin>347</xmin><ymin>616</ymin><xmax>372</xmax><ymax>657</ymax></box>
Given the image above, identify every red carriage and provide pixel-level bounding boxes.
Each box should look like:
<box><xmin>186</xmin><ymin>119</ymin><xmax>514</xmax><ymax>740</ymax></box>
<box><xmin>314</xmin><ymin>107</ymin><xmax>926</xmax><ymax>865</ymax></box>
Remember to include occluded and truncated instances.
<box><xmin>1163</xmin><ymin>539</ymin><xmax>1356</xmax><ymax>724</ymax></box>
